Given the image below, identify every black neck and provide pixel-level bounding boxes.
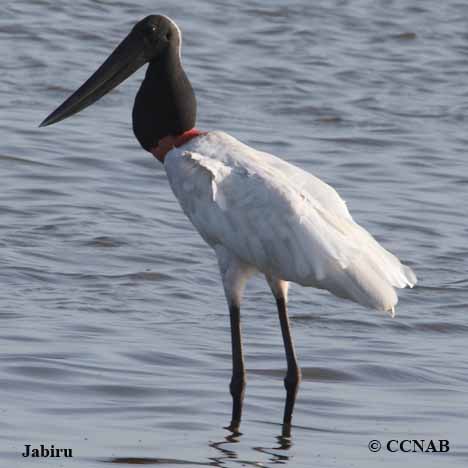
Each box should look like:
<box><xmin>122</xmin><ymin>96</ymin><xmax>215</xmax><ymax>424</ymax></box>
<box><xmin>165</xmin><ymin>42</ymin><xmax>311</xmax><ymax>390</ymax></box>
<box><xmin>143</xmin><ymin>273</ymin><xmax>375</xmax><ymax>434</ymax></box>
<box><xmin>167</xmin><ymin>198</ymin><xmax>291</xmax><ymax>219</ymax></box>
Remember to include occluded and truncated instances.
<box><xmin>132</xmin><ymin>44</ymin><xmax>196</xmax><ymax>151</ymax></box>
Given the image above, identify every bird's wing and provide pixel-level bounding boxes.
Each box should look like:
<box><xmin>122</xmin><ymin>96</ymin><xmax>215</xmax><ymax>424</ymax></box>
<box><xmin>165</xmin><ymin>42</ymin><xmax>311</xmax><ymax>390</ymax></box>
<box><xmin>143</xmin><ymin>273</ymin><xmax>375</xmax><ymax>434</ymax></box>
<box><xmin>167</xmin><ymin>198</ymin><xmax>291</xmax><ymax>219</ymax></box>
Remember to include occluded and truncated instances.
<box><xmin>165</xmin><ymin>132</ymin><xmax>416</xmax><ymax>312</ymax></box>
<box><xmin>252</xmin><ymin>147</ymin><xmax>354</xmax><ymax>222</ymax></box>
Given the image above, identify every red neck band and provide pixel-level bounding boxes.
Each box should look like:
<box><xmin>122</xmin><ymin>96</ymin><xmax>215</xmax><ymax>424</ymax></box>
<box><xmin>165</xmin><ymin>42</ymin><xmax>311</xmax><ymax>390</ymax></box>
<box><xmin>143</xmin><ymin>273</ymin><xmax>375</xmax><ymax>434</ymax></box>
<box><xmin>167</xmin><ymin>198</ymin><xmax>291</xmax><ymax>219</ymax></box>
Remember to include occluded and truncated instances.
<box><xmin>150</xmin><ymin>128</ymin><xmax>206</xmax><ymax>163</ymax></box>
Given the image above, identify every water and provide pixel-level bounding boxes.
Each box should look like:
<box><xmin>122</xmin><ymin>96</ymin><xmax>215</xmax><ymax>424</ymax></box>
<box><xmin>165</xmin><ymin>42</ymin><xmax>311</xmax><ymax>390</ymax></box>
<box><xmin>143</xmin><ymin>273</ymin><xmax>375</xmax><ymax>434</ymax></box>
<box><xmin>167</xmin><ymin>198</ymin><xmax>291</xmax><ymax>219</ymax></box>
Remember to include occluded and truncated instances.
<box><xmin>1</xmin><ymin>0</ymin><xmax>468</xmax><ymax>466</ymax></box>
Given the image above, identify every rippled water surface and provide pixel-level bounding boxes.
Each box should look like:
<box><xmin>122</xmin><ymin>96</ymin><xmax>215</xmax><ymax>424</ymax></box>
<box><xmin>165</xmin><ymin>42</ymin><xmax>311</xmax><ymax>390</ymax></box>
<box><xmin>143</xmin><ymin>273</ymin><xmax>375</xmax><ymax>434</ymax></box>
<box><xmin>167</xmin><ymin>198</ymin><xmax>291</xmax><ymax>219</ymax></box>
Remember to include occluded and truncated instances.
<box><xmin>2</xmin><ymin>1</ymin><xmax>468</xmax><ymax>467</ymax></box>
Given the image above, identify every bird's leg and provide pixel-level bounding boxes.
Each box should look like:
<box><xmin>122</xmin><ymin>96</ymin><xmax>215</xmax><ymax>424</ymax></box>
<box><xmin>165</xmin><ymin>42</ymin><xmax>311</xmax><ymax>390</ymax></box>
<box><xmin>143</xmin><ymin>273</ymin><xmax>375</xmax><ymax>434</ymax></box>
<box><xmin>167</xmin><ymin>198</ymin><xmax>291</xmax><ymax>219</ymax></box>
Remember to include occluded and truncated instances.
<box><xmin>277</xmin><ymin>295</ymin><xmax>301</xmax><ymax>436</ymax></box>
<box><xmin>228</xmin><ymin>302</ymin><xmax>245</xmax><ymax>432</ymax></box>
<box><xmin>266</xmin><ymin>277</ymin><xmax>301</xmax><ymax>436</ymax></box>
<box><xmin>216</xmin><ymin>247</ymin><xmax>253</xmax><ymax>433</ymax></box>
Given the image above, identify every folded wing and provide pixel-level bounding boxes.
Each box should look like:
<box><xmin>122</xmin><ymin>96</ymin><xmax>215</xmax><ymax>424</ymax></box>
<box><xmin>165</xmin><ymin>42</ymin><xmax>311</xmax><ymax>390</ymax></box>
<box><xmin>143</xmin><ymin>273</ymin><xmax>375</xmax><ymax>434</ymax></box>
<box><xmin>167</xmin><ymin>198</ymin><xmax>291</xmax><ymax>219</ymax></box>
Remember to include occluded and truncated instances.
<box><xmin>165</xmin><ymin>131</ymin><xmax>416</xmax><ymax>313</ymax></box>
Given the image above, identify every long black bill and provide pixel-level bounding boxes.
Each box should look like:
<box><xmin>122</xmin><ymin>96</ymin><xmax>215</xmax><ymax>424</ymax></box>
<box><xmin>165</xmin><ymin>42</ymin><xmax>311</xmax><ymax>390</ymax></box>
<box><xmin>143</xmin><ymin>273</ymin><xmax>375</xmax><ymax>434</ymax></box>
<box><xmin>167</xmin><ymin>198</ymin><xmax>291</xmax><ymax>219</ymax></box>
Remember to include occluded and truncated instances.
<box><xmin>40</xmin><ymin>29</ymin><xmax>147</xmax><ymax>127</ymax></box>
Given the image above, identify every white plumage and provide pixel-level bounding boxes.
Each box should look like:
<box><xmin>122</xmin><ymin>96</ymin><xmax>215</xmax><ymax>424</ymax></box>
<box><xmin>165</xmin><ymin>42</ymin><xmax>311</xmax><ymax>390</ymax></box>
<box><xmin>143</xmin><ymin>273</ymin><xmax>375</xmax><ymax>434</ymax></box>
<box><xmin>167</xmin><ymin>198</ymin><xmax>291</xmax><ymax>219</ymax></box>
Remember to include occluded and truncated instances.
<box><xmin>165</xmin><ymin>131</ymin><xmax>416</xmax><ymax>316</ymax></box>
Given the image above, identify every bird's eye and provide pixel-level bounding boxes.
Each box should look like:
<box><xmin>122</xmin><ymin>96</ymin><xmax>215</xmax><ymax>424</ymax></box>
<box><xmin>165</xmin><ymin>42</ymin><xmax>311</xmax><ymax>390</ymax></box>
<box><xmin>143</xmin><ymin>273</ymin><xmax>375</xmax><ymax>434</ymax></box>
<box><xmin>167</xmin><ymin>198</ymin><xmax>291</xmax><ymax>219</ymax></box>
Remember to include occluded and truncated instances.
<box><xmin>166</xmin><ymin>32</ymin><xmax>171</xmax><ymax>40</ymax></box>
<box><xmin>143</xmin><ymin>25</ymin><xmax>158</xmax><ymax>43</ymax></box>
<box><xmin>143</xmin><ymin>24</ymin><xmax>157</xmax><ymax>36</ymax></box>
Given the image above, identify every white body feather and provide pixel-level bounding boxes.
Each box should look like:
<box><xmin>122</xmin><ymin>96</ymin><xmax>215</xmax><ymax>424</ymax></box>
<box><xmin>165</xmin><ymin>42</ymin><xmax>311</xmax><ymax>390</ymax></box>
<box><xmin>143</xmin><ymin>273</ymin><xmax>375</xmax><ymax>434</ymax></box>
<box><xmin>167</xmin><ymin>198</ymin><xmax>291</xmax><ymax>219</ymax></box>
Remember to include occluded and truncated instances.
<box><xmin>165</xmin><ymin>131</ymin><xmax>416</xmax><ymax>315</ymax></box>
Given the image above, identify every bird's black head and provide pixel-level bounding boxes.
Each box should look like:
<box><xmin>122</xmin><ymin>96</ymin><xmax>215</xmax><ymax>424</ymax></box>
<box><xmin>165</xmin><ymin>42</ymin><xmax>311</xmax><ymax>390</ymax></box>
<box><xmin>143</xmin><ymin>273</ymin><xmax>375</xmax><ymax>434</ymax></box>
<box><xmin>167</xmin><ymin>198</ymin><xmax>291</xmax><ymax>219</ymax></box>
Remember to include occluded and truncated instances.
<box><xmin>132</xmin><ymin>16</ymin><xmax>196</xmax><ymax>150</ymax></box>
<box><xmin>40</xmin><ymin>15</ymin><xmax>197</xmax><ymax>151</ymax></box>
<box><xmin>132</xmin><ymin>15</ymin><xmax>180</xmax><ymax>59</ymax></box>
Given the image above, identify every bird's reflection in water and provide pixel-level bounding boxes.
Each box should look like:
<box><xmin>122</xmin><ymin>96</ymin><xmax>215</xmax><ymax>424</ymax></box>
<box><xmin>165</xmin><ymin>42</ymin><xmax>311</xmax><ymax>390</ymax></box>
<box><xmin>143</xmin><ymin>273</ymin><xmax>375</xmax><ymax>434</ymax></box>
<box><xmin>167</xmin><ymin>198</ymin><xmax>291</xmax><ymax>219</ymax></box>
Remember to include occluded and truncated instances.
<box><xmin>209</xmin><ymin>429</ymin><xmax>292</xmax><ymax>467</ymax></box>
<box><xmin>208</xmin><ymin>385</ymin><xmax>296</xmax><ymax>466</ymax></box>
<box><xmin>106</xmin><ymin>429</ymin><xmax>291</xmax><ymax>467</ymax></box>
<box><xmin>107</xmin><ymin>394</ymin><xmax>295</xmax><ymax>466</ymax></box>
<box><xmin>253</xmin><ymin>434</ymin><xmax>292</xmax><ymax>464</ymax></box>
<box><xmin>209</xmin><ymin>432</ymin><xmax>242</xmax><ymax>466</ymax></box>
<box><xmin>106</xmin><ymin>431</ymin><xmax>291</xmax><ymax>467</ymax></box>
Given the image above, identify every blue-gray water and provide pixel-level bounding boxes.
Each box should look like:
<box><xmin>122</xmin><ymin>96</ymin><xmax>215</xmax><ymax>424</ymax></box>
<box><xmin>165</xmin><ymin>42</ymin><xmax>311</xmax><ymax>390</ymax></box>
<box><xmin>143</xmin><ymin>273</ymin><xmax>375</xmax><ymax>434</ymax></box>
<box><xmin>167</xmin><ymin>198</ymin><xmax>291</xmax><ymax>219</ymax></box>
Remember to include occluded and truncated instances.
<box><xmin>1</xmin><ymin>1</ymin><xmax>468</xmax><ymax>467</ymax></box>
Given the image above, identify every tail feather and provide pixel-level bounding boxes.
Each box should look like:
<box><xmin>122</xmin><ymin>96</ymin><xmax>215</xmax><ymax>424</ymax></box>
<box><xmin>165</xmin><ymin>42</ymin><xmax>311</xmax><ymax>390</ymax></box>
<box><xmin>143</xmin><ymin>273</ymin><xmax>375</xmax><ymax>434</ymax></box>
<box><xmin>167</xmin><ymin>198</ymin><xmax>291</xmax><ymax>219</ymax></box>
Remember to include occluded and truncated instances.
<box><xmin>319</xmin><ymin>246</ymin><xmax>416</xmax><ymax>316</ymax></box>
<box><xmin>351</xmin><ymin>223</ymin><xmax>417</xmax><ymax>290</ymax></box>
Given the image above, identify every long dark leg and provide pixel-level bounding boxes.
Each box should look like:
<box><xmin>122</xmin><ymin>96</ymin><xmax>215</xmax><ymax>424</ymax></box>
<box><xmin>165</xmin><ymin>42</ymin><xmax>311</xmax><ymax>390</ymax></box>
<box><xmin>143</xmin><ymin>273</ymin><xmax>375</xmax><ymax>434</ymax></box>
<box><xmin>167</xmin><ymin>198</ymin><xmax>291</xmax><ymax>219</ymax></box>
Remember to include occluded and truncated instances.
<box><xmin>267</xmin><ymin>277</ymin><xmax>301</xmax><ymax>436</ymax></box>
<box><xmin>228</xmin><ymin>303</ymin><xmax>245</xmax><ymax>432</ymax></box>
<box><xmin>276</xmin><ymin>296</ymin><xmax>301</xmax><ymax>436</ymax></box>
<box><xmin>216</xmin><ymin>250</ymin><xmax>252</xmax><ymax>434</ymax></box>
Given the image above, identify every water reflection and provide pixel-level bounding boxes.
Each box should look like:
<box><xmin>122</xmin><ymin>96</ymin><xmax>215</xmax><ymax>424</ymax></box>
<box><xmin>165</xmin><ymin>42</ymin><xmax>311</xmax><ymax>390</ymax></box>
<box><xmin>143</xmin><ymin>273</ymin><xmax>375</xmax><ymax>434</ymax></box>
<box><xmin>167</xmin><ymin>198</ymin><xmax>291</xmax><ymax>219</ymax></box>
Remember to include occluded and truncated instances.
<box><xmin>209</xmin><ymin>425</ymin><xmax>292</xmax><ymax>466</ymax></box>
<box><xmin>253</xmin><ymin>435</ymin><xmax>292</xmax><ymax>464</ymax></box>
<box><xmin>209</xmin><ymin>433</ymin><xmax>242</xmax><ymax>466</ymax></box>
<box><xmin>107</xmin><ymin>429</ymin><xmax>292</xmax><ymax>466</ymax></box>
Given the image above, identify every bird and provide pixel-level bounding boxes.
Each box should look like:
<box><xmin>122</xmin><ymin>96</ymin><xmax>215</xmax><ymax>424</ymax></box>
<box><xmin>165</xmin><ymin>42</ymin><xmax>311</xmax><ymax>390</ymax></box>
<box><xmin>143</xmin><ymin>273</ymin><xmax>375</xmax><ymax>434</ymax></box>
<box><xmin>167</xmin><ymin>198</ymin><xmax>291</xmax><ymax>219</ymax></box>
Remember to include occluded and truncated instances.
<box><xmin>40</xmin><ymin>15</ymin><xmax>417</xmax><ymax>435</ymax></box>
